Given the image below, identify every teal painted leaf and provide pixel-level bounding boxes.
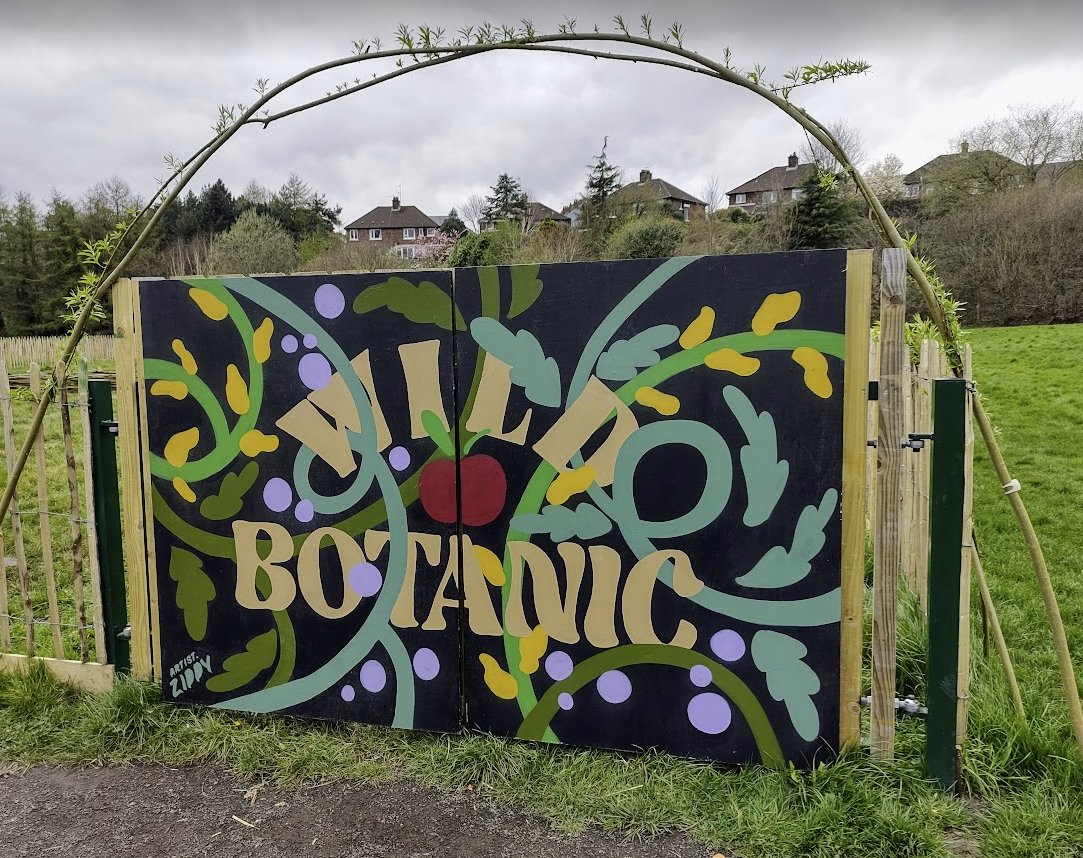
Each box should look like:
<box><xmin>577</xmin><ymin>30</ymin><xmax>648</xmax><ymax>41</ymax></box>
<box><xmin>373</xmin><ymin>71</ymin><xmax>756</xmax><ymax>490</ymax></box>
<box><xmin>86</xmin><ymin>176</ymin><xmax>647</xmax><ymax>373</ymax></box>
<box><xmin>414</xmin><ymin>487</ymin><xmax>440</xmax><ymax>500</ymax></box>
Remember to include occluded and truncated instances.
<box><xmin>352</xmin><ymin>276</ymin><xmax>465</xmax><ymax>330</ymax></box>
<box><xmin>508</xmin><ymin>264</ymin><xmax>543</xmax><ymax>319</ymax></box>
<box><xmin>205</xmin><ymin>629</ymin><xmax>278</xmax><ymax>693</ymax></box>
<box><xmin>724</xmin><ymin>386</ymin><xmax>789</xmax><ymax>527</ymax></box>
<box><xmin>168</xmin><ymin>547</ymin><xmax>216</xmax><ymax>642</ymax></box>
<box><xmin>421</xmin><ymin>409</ymin><xmax>455</xmax><ymax>457</ymax></box>
<box><xmin>199</xmin><ymin>461</ymin><xmax>259</xmax><ymax>520</ymax></box>
<box><xmin>511</xmin><ymin>502</ymin><xmax>612</xmax><ymax>542</ymax></box>
<box><xmin>596</xmin><ymin>325</ymin><xmax>680</xmax><ymax>381</ymax></box>
<box><xmin>470</xmin><ymin>317</ymin><xmax>561</xmax><ymax>406</ymax></box>
<box><xmin>736</xmin><ymin>489</ymin><xmax>837</xmax><ymax>588</ymax></box>
<box><xmin>751</xmin><ymin>630</ymin><xmax>821</xmax><ymax>741</ymax></box>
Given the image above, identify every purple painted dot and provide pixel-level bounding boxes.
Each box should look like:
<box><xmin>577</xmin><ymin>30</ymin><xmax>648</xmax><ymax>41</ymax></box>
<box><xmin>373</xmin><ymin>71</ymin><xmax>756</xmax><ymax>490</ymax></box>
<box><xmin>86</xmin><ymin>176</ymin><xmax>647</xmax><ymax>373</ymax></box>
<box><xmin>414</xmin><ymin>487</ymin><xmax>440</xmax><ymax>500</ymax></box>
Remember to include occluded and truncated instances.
<box><xmin>294</xmin><ymin>499</ymin><xmax>314</xmax><ymax>523</ymax></box>
<box><xmin>558</xmin><ymin>692</ymin><xmax>574</xmax><ymax>711</ymax></box>
<box><xmin>388</xmin><ymin>446</ymin><xmax>411</xmax><ymax>472</ymax></box>
<box><xmin>545</xmin><ymin>651</ymin><xmax>573</xmax><ymax>682</ymax></box>
<box><xmin>348</xmin><ymin>562</ymin><xmax>382</xmax><ymax>597</ymax></box>
<box><xmin>298</xmin><ymin>352</ymin><xmax>332</xmax><ymax>390</ymax></box>
<box><xmin>413</xmin><ymin>648</ymin><xmax>440</xmax><ymax>681</ymax></box>
<box><xmin>687</xmin><ymin>692</ymin><xmax>732</xmax><ymax>735</ymax></box>
<box><xmin>359</xmin><ymin>660</ymin><xmax>386</xmax><ymax>693</ymax></box>
<box><xmin>597</xmin><ymin>669</ymin><xmax>632</xmax><ymax>704</ymax></box>
<box><xmin>281</xmin><ymin>334</ymin><xmax>298</xmax><ymax>353</ymax></box>
<box><xmin>710</xmin><ymin>629</ymin><xmax>746</xmax><ymax>662</ymax></box>
<box><xmin>340</xmin><ymin>684</ymin><xmax>355</xmax><ymax>703</ymax></box>
<box><xmin>690</xmin><ymin>664</ymin><xmax>713</xmax><ymax>688</ymax></box>
<box><xmin>303</xmin><ymin>333</ymin><xmax>318</xmax><ymax>349</ymax></box>
<box><xmin>314</xmin><ymin>283</ymin><xmax>344</xmax><ymax>319</ymax></box>
<box><xmin>262</xmin><ymin>477</ymin><xmax>292</xmax><ymax>513</ymax></box>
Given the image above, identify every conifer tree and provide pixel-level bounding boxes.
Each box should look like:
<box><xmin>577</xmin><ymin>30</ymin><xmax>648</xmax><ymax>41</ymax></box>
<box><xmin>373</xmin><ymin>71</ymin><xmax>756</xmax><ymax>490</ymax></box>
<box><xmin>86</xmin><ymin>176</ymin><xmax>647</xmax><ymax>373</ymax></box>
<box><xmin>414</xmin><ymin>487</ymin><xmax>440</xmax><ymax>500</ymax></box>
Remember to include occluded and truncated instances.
<box><xmin>584</xmin><ymin>137</ymin><xmax>622</xmax><ymax>226</ymax></box>
<box><xmin>483</xmin><ymin>174</ymin><xmax>528</xmax><ymax>225</ymax></box>
<box><xmin>789</xmin><ymin>170</ymin><xmax>854</xmax><ymax>250</ymax></box>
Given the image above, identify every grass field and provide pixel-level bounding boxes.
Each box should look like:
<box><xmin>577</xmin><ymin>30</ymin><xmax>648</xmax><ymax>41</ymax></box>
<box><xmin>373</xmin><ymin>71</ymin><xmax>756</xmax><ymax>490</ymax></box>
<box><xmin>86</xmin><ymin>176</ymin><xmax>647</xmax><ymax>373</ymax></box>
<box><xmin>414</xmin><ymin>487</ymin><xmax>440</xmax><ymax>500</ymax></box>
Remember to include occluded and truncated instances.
<box><xmin>1</xmin><ymin>324</ymin><xmax>1082</xmax><ymax>857</ymax></box>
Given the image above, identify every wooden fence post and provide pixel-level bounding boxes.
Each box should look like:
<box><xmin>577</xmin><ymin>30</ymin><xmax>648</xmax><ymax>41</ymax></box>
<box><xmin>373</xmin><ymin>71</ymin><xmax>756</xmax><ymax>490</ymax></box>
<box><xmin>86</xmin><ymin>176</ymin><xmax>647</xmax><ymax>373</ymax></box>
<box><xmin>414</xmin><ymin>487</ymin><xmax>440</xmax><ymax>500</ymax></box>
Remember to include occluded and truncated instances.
<box><xmin>2</xmin><ymin>360</ymin><xmax>35</xmax><ymax>656</ymax></box>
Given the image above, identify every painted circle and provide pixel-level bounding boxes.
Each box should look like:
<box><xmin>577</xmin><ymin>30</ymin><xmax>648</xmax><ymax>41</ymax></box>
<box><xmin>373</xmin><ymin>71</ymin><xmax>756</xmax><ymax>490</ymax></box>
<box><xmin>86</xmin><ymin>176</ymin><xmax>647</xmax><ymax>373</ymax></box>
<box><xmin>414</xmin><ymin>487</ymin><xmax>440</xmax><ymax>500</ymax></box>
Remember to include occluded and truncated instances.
<box><xmin>413</xmin><ymin>648</ymin><xmax>440</xmax><ymax>681</ymax></box>
<box><xmin>544</xmin><ymin>651</ymin><xmax>573</xmax><ymax>682</ymax></box>
<box><xmin>689</xmin><ymin>664</ymin><xmax>713</xmax><ymax>688</ymax></box>
<box><xmin>558</xmin><ymin>692</ymin><xmax>574</xmax><ymax>711</ymax></box>
<box><xmin>340</xmin><ymin>684</ymin><xmax>355</xmax><ymax>703</ymax></box>
<box><xmin>359</xmin><ymin>660</ymin><xmax>387</xmax><ymax>693</ymax></box>
<box><xmin>314</xmin><ymin>283</ymin><xmax>344</xmax><ymax>318</ymax></box>
<box><xmin>262</xmin><ymin>477</ymin><xmax>293</xmax><ymax>512</ymax></box>
<box><xmin>303</xmin><ymin>333</ymin><xmax>318</xmax><ymax>349</ymax></box>
<box><xmin>687</xmin><ymin>692</ymin><xmax>732</xmax><ymax>734</ymax></box>
<box><xmin>710</xmin><ymin>629</ymin><xmax>746</xmax><ymax>662</ymax></box>
<box><xmin>389</xmin><ymin>446</ymin><xmax>411</xmax><ymax>472</ymax></box>
<box><xmin>596</xmin><ymin>669</ymin><xmax>632</xmax><ymax>704</ymax></box>
<box><xmin>348</xmin><ymin>562</ymin><xmax>382</xmax><ymax>597</ymax></box>
<box><xmin>298</xmin><ymin>352</ymin><xmax>332</xmax><ymax>390</ymax></box>
<box><xmin>295</xmin><ymin>499</ymin><xmax>314</xmax><ymax>523</ymax></box>
<box><xmin>281</xmin><ymin>334</ymin><xmax>298</xmax><ymax>353</ymax></box>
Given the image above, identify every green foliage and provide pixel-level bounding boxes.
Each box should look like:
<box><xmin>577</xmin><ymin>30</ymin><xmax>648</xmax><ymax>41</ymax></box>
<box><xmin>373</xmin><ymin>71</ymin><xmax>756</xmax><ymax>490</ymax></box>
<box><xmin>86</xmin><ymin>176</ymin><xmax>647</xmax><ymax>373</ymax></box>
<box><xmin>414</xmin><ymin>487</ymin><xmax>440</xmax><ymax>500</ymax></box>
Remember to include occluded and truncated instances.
<box><xmin>507</xmin><ymin>264</ymin><xmax>542</xmax><ymax>319</ymax></box>
<box><xmin>737</xmin><ymin>490</ymin><xmax>836</xmax><ymax>588</ymax></box>
<box><xmin>439</xmin><ymin>208</ymin><xmax>467</xmax><ymax>237</ymax></box>
<box><xmin>469</xmin><ymin>316</ymin><xmax>561</xmax><ymax>406</ymax></box>
<box><xmin>582</xmin><ymin>137</ymin><xmax>622</xmax><ymax>233</ymax></box>
<box><xmin>199</xmin><ymin>462</ymin><xmax>259</xmax><ymax>520</ymax></box>
<box><xmin>483</xmin><ymin>173</ymin><xmax>528</xmax><ymax>225</ymax></box>
<box><xmin>788</xmin><ymin>170</ymin><xmax>854</xmax><ymax>250</ymax></box>
<box><xmin>352</xmin><ymin>276</ymin><xmax>465</xmax><ymax>330</ymax></box>
<box><xmin>205</xmin><ymin>210</ymin><xmax>297</xmax><ymax>275</ymax></box>
<box><xmin>596</xmin><ymin>324</ymin><xmax>679</xmax><ymax>381</ymax></box>
<box><xmin>606</xmin><ymin>216</ymin><xmax>685</xmax><ymax>260</ymax></box>
<box><xmin>447</xmin><ymin>221</ymin><xmax>519</xmax><ymax>267</ymax></box>
<box><xmin>421</xmin><ymin>409</ymin><xmax>455</xmax><ymax>457</ymax></box>
<box><xmin>204</xmin><ymin>629</ymin><xmax>278</xmax><ymax>693</ymax></box>
<box><xmin>167</xmin><ymin>547</ymin><xmax>216</xmax><ymax>642</ymax></box>
<box><xmin>511</xmin><ymin>502</ymin><xmax>613</xmax><ymax>541</ymax></box>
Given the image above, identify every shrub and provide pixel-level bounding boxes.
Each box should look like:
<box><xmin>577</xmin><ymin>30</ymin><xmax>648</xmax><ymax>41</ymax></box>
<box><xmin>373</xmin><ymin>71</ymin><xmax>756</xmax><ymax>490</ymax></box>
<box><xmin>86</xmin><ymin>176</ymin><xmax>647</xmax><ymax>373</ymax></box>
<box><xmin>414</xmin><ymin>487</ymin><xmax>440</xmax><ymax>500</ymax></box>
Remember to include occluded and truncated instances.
<box><xmin>605</xmin><ymin>216</ymin><xmax>685</xmax><ymax>260</ymax></box>
<box><xmin>205</xmin><ymin>210</ymin><xmax>297</xmax><ymax>275</ymax></box>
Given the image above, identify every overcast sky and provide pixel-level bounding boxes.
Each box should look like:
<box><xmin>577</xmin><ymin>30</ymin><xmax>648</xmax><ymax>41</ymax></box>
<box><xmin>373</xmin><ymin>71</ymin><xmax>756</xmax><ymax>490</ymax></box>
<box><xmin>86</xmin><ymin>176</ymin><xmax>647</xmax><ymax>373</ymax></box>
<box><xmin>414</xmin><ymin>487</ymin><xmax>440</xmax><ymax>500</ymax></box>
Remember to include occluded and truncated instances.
<box><xmin>3</xmin><ymin>0</ymin><xmax>1082</xmax><ymax>223</ymax></box>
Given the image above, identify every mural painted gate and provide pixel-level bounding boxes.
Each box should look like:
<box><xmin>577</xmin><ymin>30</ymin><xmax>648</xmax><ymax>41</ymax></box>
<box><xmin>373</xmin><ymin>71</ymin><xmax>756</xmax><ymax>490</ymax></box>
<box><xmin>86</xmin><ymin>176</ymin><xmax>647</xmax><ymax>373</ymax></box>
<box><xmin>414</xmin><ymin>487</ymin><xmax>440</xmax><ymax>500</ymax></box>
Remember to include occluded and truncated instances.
<box><xmin>127</xmin><ymin>249</ymin><xmax>871</xmax><ymax>766</ymax></box>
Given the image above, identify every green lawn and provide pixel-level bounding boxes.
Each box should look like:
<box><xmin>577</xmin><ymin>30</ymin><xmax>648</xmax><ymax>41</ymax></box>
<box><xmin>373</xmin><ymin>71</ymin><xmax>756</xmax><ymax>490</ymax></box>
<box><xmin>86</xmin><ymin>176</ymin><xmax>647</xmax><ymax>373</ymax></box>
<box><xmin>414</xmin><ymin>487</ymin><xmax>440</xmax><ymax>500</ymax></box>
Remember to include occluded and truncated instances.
<box><xmin>1</xmin><ymin>324</ymin><xmax>1082</xmax><ymax>857</ymax></box>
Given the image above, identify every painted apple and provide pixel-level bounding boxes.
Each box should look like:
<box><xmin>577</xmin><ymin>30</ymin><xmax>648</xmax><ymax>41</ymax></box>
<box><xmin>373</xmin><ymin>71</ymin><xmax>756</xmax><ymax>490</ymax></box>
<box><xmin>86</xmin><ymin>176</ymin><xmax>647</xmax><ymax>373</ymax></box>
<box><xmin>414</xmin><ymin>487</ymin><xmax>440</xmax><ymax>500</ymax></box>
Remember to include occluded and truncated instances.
<box><xmin>419</xmin><ymin>454</ymin><xmax>507</xmax><ymax>526</ymax></box>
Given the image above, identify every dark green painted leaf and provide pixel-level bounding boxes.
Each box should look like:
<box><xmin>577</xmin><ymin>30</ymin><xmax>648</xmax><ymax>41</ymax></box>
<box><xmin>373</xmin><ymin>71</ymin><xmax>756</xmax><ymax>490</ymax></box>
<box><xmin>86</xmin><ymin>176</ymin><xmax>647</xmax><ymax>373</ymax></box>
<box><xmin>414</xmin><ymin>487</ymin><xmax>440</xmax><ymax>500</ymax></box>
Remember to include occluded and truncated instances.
<box><xmin>421</xmin><ymin>409</ymin><xmax>455</xmax><ymax>457</ymax></box>
<box><xmin>199</xmin><ymin>461</ymin><xmax>259</xmax><ymax>520</ymax></box>
<box><xmin>511</xmin><ymin>503</ymin><xmax>612</xmax><ymax>542</ymax></box>
<box><xmin>470</xmin><ymin>317</ymin><xmax>561</xmax><ymax>406</ymax></box>
<box><xmin>168</xmin><ymin>547</ymin><xmax>216</xmax><ymax>642</ymax></box>
<box><xmin>205</xmin><ymin>629</ymin><xmax>278</xmax><ymax>693</ymax></box>
<box><xmin>596</xmin><ymin>325</ymin><xmax>680</xmax><ymax>381</ymax></box>
<box><xmin>352</xmin><ymin>276</ymin><xmax>465</xmax><ymax>330</ymax></box>
<box><xmin>508</xmin><ymin>264</ymin><xmax>543</xmax><ymax>319</ymax></box>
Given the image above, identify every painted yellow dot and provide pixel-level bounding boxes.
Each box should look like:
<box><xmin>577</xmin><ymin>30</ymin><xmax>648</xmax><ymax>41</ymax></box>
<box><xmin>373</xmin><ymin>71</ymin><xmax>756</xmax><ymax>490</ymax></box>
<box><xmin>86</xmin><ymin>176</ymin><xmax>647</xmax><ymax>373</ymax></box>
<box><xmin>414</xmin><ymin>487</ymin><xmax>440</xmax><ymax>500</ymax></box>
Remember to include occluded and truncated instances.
<box><xmin>171</xmin><ymin>339</ymin><xmax>197</xmax><ymax>375</ymax></box>
<box><xmin>546</xmin><ymin>465</ymin><xmax>596</xmax><ymax>506</ymax></box>
<box><xmin>634</xmin><ymin>386</ymin><xmax>680</xmax><ymax>416</ymax></box>
<box><xmin>518</xmin><ymin>625</ymin><xmax>549</xmax><ymax>676</ymax></box>
<box><xmin>253</xmin><ymin>317</ymin><xmax>274</xmax><ymax>364</ymax></box>
<box><xmin>479</xmin><ymin>653</ymin><xmax>519</xmax><ymax>700</ymax></box>
<box><xmin>225</xmin><ymin>364</ymin><xmax>250</xmax><ymax>415</ymax></box>
<box><xmin>150</xmin><ymin>379</ymin><xmax>189</xmax><ymax>400</ymax></box>
<box><xmin>239</xmin><ymin>429</ymin><xmax>279</xmax><ymax>457</ymax></box>
<box><xmin>164</xmin><ymin>427</ymin><xmax>200</xmax><ymax>468</ymax></box>
<box><xmin>752</xmin><ymin>291</ymin><xmax>802</xmax><ymax>336</ymax></box>
<box><xmin>679</xmin><ymin>306</ymin><xmax>715</xmax><ymax>349</ymax></box>
<box><xmin>189</xmin><ymin>287</ymin><xmax>229</xmax><ymax>321</ymax></box>
<box><xmin>473</xmin><ymin>544</ymin><xmax>506</xmax><ymax>587</ymax></box>
<box><xmin>172</xmin><ymin>477</ymin><xmax>196</xmax><ymax>503</ymax></box>
<box><xmin>792</xmin><ymin>347</ymin><xmax>833</xmax><ymax>398</ymax></box>
<box><xmin>705</xmin><ymin>349</ymin><xmax>761</xmax><ymax>376</ymax></box>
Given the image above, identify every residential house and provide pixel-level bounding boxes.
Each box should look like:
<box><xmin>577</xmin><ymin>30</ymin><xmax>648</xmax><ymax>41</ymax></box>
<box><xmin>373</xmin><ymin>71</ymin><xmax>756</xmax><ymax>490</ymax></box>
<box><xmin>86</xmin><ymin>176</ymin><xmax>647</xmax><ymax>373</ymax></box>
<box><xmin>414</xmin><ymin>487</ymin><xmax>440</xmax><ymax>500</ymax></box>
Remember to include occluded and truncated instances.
<box><xmin>902</xmin><ymin>142</ymin><xmax>1022</xmax><ymax>199</ymax></box>
<box><xmin>726</xmin><ymin>154</ymin><xmax>817</xmax><ymax>211</ymax></box>
<box><xmin>610</xmin><ymin>170</ymin><xmax>706</xmax><ymax>221</ymax></box>
<box><xmin>343</xmin><ymin>197</ymin><xmax>439</xmax><ymax>260</ymax></box>
<box><xmin>479</xmin><ymin>200</ymin><xmax>572</xmax><ymax>232</ymax></box>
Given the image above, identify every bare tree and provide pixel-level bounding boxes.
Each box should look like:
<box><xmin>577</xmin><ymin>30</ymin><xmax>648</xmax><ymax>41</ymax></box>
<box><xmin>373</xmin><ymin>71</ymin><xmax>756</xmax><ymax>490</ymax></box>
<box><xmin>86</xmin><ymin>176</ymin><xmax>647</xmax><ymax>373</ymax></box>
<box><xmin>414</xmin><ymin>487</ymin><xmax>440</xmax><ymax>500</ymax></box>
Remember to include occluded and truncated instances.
<box><xmin>700</xmin><ymin>174</ymin><xmax>724</xmax><ymax>215</ymax></box>
<box><xmin>459</xmin><ymin>193</ymin><xmax>486</xmax><ymax>232</ymax></box>
<box><xmin>801</xmin><ymin>120</ymin><xmax>867</xmax><ymax>173</ymax></box>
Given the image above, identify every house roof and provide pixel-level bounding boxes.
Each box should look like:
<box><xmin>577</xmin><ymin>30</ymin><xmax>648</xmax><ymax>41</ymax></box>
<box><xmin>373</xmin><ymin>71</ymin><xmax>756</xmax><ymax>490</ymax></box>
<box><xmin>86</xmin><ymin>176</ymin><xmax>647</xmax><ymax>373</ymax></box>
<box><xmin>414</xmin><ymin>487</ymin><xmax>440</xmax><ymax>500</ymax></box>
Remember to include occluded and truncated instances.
<box><xmin>902</xmin><ymin>150</ymin><xmax>1018</xmax><ymax>185</ymax></box>
<box><xmin>528</xmin><ymin>201</ymin><xmax>571</xmax><ymax>222</ymax></box>
<box><xmin>727</xmin><ymin>162</ymin><xmax>817</xmax><ymax>196</ymax></box>
<box><xmin>611</xmin><ymin>176</ymin><xmax>706</xmax><ymax>206</ymax></box>
<box><xmin>344</xmin><ymin>205</ymin><xmax>437</xmax><ymax>230</ymax></box>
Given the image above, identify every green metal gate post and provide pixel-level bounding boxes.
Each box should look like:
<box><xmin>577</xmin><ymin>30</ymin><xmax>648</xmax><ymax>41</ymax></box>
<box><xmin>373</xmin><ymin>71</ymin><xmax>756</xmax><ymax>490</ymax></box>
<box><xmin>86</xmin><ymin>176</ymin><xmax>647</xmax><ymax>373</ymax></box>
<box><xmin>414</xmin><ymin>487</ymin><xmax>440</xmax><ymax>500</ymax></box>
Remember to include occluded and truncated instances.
<box><xmin>88</xmin><ymin>380</ymin><xmax>131</xmax><ymax>674</ymax></box>
<box><xmin>926</xmin><ymin>377</ymin><xmax>969</xmax><ymax>790</ymax></box>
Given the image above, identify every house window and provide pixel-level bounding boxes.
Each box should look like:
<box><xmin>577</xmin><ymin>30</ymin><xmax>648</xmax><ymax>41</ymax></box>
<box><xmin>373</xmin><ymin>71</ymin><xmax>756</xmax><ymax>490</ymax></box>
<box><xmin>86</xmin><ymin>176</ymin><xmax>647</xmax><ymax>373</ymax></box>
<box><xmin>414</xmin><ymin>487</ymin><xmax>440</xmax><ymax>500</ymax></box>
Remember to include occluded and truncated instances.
<box><xmin>763</xmin><ymin>190</ymin><xmax>777</xmax><ymax>204</ymax></box>
<box><xmin>791</xmin><ymin>188</ymin><xmax>804</xmax><ymax>201</ymax></box>
<box><xmin>682</xmin><ymin>202</ymin><xmax>690</xmax><ymax>222</ymax></box>
<box><xmin>348</xmin><ymin>229</ymin><xmax>359</xmax><ymax>241</ymax></box>
<box><xmin>733</xmin><ymin>193</ymin><xmax>746</xmax><ymax>204</ymax></box>
<box><xmin>368</xmin><ymin>228</ymin><xmax>382</xmax><ymax>240</ymax></box>
<box><xmin>426</xmin><ymin>227</ymin><xmax>436</xmax><ymax>236</ymax></box>
<box><xmin>905</xmin><ymin>184</ymin><xmax>921</xmax><ymax>198</ymax></box>
<box><xmin>403</xmin><ymin>228</ymin><xmax>416</xmax><ymax>240</ymax></box>
<box><xmin>394</xmin><ymin>245</ymin><xmax>415</xmax><ymax>260</ymax></box>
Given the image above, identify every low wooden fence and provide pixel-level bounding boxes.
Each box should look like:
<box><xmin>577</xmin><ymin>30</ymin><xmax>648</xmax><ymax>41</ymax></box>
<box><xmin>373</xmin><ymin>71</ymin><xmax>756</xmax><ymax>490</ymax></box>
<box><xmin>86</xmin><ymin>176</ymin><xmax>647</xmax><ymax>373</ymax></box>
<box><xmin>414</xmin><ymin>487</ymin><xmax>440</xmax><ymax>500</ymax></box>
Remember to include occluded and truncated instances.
<box><xmin>0</xmin><ymin>335</ymin><xmax>114</xmax><ymax>370</ymax></box>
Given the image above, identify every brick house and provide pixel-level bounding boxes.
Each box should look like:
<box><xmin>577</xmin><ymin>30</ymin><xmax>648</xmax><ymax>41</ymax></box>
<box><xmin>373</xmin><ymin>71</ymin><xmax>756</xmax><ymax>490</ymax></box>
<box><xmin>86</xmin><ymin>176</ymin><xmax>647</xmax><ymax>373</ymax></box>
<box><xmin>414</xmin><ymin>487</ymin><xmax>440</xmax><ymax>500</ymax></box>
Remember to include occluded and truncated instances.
<box><xmin>609</xmin><ymin>170</ymin><xmax>707</xmax><ymax>221</ymax></box>
<box><xmin>343</xmin><ymin>197</ymin><xmax>439</xmax><ymax>260</ymax></box>
<box><xmin>726</xmin><ymin>153</ymin><xmax>817</xmax><ymax>212</ymax></box>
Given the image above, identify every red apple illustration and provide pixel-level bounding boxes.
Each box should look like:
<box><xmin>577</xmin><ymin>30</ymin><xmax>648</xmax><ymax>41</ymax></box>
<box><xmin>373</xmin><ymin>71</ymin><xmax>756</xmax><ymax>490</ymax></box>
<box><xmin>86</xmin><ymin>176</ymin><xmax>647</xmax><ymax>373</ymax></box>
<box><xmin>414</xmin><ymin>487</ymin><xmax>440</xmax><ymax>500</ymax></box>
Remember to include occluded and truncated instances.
<box><xmin>417</xmin><ymin>412</ymin><xmax>506</xmax><ymax>526</ymax></box>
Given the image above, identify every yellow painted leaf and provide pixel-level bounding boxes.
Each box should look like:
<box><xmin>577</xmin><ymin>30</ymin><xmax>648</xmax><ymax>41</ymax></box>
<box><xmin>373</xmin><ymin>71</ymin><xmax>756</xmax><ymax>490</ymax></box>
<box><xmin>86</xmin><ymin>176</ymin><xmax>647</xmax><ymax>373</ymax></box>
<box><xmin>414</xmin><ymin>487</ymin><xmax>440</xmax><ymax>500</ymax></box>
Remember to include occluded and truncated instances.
<box><xmin>518</xmin><ymin>625</ymin><xmax>549</xmax><ymax>675</ymax></box>
<box><xmin>473</xmin><ymin>544</ymin><xmax>505</xmax><ymax>586</ymax></box>
<box><xmin>792</xmin><ymin>347</ymin><xmax>832</xmax><ymax>398</ymax></box>
<box><xmin>752</xmin><ymin>291</ymin><xmax>801</xmax><ymax>336</ymax></box>
<box><xmin>225</xmin><ymin>364</ymin><xmax>250</xmax><ymax>415</ymax></box>
<box><xmin>150</xmin><ymin>379</ymin><xmax>188</xmax><ymax>400</ymax></box>
<box><xmin>164</xmin><ymin>427</ymin><xmax>200</xmax><ymax>468</ymax></box>
<box><xmin>253</xmin><ymin>317</ymin><xmax>274</xmax><ymax>364</ymax></box>
<box><xmin>171</xmin><ymin>339</ymin><xmax>197</xmax><ymax>374</ymax></box>
<box><xmin>172</xmin><ymin>477</ymin><xmax>196</xmax><ymax>503</ymax></box>
<box><xmin>189</xmin><ymin>287</ymin><xmax>229</xmax><ymax>321</ymax></box>
<box><xmin>546</xmin><ymin>465</ymin><xmax>596</xmax><ymax>506</ymax></box>
<box><xmin>240</xmin><ymin>429</ymin><xmax>279</xmax><ymax>457</ymax></box>
<box><xmin>679</xmin><ymin>306</ymin><xmax>715</xmax><ymax>349</ymax></box>
<box><xmin>634</xmin><ymin>386</ymin><xmax>680</xmax><ymax>415</ymax></box>
<box><xmin>705</xmin><ymin>348</ymin><xmax>761</xmax><ymax>376</ymax></box>
<box><xmin>479</xmin><ymin>653</ymin><xmax>519</xmax><ymax>700</ymax></box>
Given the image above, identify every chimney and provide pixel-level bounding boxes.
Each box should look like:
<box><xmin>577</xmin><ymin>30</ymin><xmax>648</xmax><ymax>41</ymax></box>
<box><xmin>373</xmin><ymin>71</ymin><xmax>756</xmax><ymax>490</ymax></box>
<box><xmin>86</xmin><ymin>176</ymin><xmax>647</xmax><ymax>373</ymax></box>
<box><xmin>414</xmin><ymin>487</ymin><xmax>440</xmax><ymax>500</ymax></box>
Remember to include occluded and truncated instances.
<box><xmin>392</xmin><ymin>196</ymin><xmax>401</xmax><ymax>211</ymax></box>
<box><xmin>960</xmin><ymin>140</ymin><xmax>969</xmax><ymax>155</ymax></box>
<box><xmin>639</xmin><ymin>169</ymin><xmax>652</xmax><ymax>183</ymax></box>
<box><xmin>787</xmin><ymin>152</ymin><xmax>799</xmax><ymax>169</ymax></box>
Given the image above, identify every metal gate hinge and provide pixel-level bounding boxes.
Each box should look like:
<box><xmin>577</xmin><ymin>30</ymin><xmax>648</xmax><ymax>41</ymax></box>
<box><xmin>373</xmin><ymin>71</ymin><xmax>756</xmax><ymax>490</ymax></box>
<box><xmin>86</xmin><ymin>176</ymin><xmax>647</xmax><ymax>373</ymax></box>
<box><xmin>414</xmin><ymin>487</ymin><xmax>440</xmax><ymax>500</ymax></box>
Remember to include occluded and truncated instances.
<box><xmin>903</xmin><ymin>433</ymin><xmax>933</xmax><ymax>451</ymax></box>
<box><xmin>102</xmin><ymin>420</ymin><xmax>119</xmax><ymax>435</ymax></box>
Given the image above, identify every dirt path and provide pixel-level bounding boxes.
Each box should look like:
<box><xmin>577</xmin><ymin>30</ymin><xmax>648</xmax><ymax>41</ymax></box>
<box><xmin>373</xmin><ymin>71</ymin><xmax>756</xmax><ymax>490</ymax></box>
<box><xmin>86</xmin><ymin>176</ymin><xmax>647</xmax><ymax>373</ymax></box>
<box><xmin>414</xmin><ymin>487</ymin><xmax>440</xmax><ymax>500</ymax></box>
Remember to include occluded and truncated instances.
<box><xmin>0</xmin><ymin>763</ymin><xmax>709</xmax><ymax>858</ymax></box>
